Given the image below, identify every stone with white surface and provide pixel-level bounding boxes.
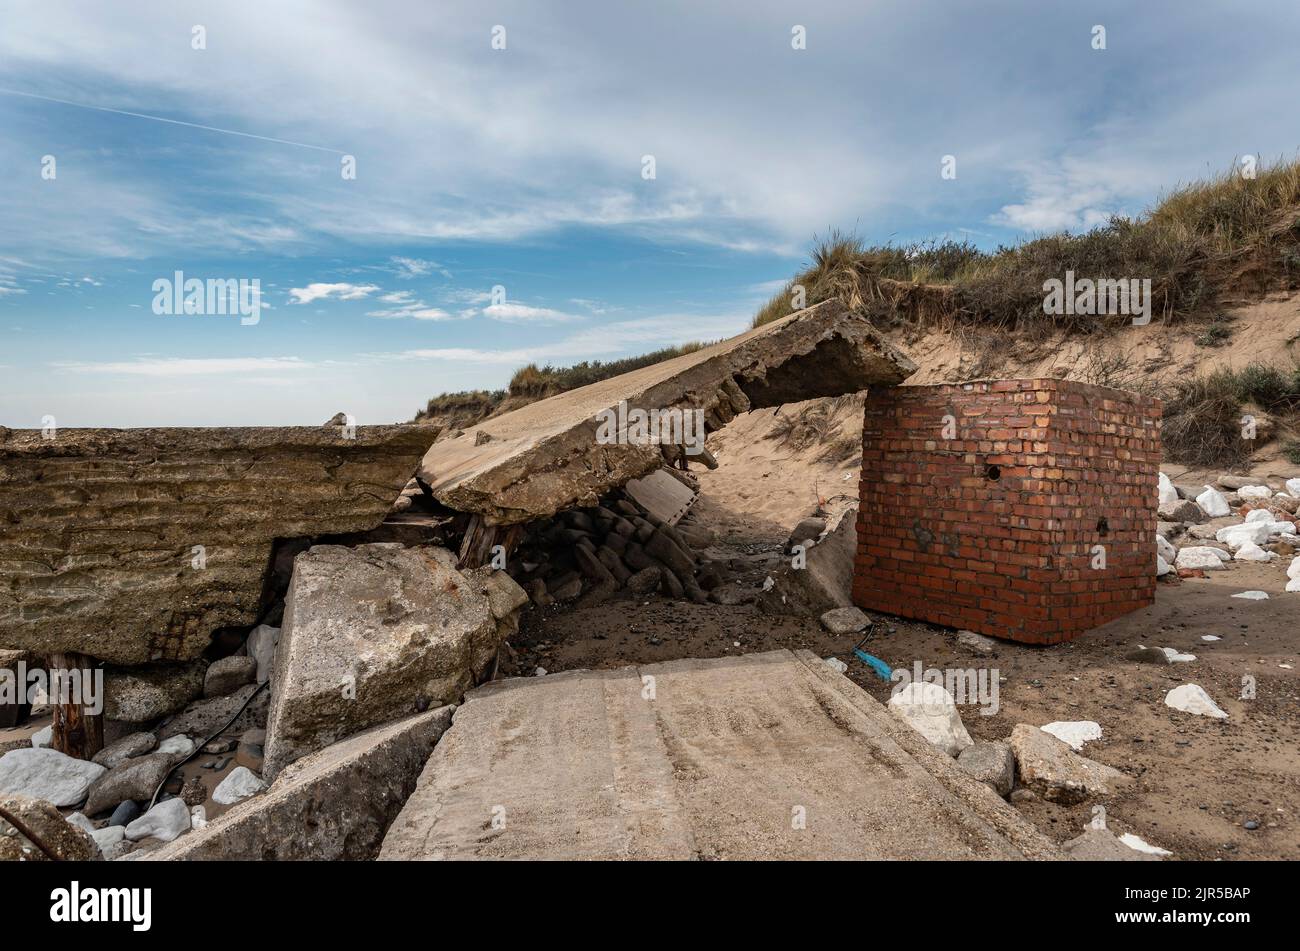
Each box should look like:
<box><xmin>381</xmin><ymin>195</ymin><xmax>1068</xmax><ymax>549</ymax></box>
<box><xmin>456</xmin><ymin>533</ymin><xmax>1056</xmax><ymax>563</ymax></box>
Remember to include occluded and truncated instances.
<box><xmin>245</xmin><ymin>624</ymin><xmax>280</xmax><ymax>685</ymax></box>
<box><xmin>1174</xmin><ymin>547</ymin><xmax>1227</xmax><ymax>570</ymax></box>
<box><xmin>1231</xmin><ymin>590</ymin><xmax>1269</xmax><ymax>600</ymax></box>
<box><xmin>1165</xmin><ymin>684</ymin><xmax>1228</xmax><ymax>719</ymax></box>
<box><xmin>124</xmin><ymin>797</ymin><xmax>192</xmax><ymax>842</ymax></box>
<box><xmin>1239</xmin><ymin>485</ymin><xmax>1272</xmax><ymax>499</ymax></box>
<box><xmin>887</xmin><ymin>682</ymin><xmax>973</xmax><ymax>757</ymax></box>
<box><xmin>1216</xmin><ymin>523</ymin><xmax>1271</xmax><ymax>549</ymax></box>
<box><xmin>1234</xmin><ymin>541</ymin><xmax>1275</xmax><ymax>562</ymax></box>
<box><xmin>1040</xmin><ymin>720</ymin><xmax>1102</xmax><ymax>751</ymax></box>
<box><xmin>212</xmin><ymin>766</ymin><xmax>267</xmax><ymax>805</ymax></box>
<box><xmin>1196</xmin><ymin>486</ymin><xmax>1231</xmax><ymax>517</ymax></box>
<box><xmin>1158</xmin><ymin>472</ymin><xmax>1178</xmax><ymax>504</ymax></box>
<box><xmin>0</xmin><ymin>747</ymin><xmax>106</xmax><ymax>807</ymax></box>
<box><xmin>1156</xmin><ymin>534</ymin><xmax>1177</xmax><ymax>563</ymax></box>
<box><xmin>1008</xmin><ymin>724</ymin><xmax>1129</xmax><ymax>805</ymax></box>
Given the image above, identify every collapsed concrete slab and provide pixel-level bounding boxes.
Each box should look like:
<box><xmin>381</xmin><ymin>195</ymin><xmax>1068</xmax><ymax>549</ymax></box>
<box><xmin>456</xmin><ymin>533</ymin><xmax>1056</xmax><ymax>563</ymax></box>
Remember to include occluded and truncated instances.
<box><xmin>262</xmin><ymin>544</ymin><xmax>526</xmax><ymax>780</ymax></box>
<box><xmin>0</xmin><ymin>424</ymin><xmax>433</xmax><ymax>664</ymax></box>
<box><xmin>146</xmin><ymin>706</ymin><xmax>453</xmax><ymax>861</ymax></box>
<box><xmin>759</xmin><ymin>503</ymin><xmax>858</xmax><ymax>615</ymax></box>
<box><xmin>418</xmin><ymin>299</ymin><xmax>916</xmax><ymax>526</ymax></box>
<box><xmin>379</xmin><ymin>650</ymin><xmax>1061</xmax><ymax>860</ymax></box>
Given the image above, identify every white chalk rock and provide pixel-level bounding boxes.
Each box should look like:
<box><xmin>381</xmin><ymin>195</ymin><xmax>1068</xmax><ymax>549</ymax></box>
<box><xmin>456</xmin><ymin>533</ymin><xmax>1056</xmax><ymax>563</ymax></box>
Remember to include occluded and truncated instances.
<box><xmin>1230</xmin><ymin>590</ymin><xmax>1269</xmax><ymax>600</ymax></box>
<box><xmin>1156</xmin><ymin>554</ymin><xmax>1172</xmax><ymax>576</ymax></box>
<box><xmin>1174</xmin><ymin>547</ymin><xmax>1227</xmax><ymax>570</ymax></box>
<box><xmin>30</xmin><ymin>726</ymin><xmax>52</xmax><ymax>748</ymax></box>
<box><xmin>887</xmin><ymin>682</ymin><xmax>974</xmax><ymax>757</ymax></box>
<box><xmin>1165</xmin><ymin>684</ymin><xmax>1228</xmax><ymax>719</ymax></box>
<box><xmin>1202</xmin><ymin>635</ymin><xmax>1221</xmax><ymax>641</ymax></box>
<box><xmin>1158</xmin><ymin>472</ymin><xmax>1179</xmax><ymax>504</ymax></box>
<box><xmin>1160</xmin><ymin>647</ymin><xmax>1197</xmax><ymax>662</ymax></box>
<box><xmin>823</xmin><ymin>657</ymin><xmax>849</xmax><ymax>674</ymax></box>
<box><xmin>190</xmin><ymin>806</ymin><xmax>208</xmax><ymax>830</ymax></box>
<box><xmin>1040</xmin><ymin>720</ymin><xmax>1102</xmax><ymax>751</ymax></box>
<box><xmin>1197</xmin><ymin>486</ymin><xmax>1231</xmax><ymax>517</ymax></box>
<box><xmin>1156</xmin><ymin>534</ymin><xmax>1177</xmax><ymax>563</ymax></box>
<box><xmin>125</xmin><ymin>797</ymin><xmax>191</xmax><ymax>842</ymax></box>
<box><xmin>1287</xmin><ymin>478</ymin><xmax>1300</xmax><ymax>497</ymax></box>
<box><xmin>1234</xmin><ymin>541</ymin><xmax>1275</xmax><ymax>562</ymax></box>
<box><xmin>212</xmin><ymin>765</ymin><xmax>267</xmax><ymax>805</ymax></box>
<box><xmin>1244</xmin><ymin>508</ymin><xmax>1274</xmax><ymax>523</ymax></box>
<box><xmin>1216</xmin><ymin>523</ymin><xmax>1271</xmax><ymax>549</ymax></box>
<box><xmin>1120</xmin><ymin>833</ymin><xmax>1172</xmax><ymax>856</ymax></box>
<box><xmin>1239</xmin><ymin>485</ymin><xmax>1273</xmax><ymax>499</ymax></box>
<box><xmin>1287</xmin><ymin>578</ymin><xmax>1300</xmax><ymax>593</ymax></box>
<box><xmin>1269</xmin><ymin>521</ymin><xmax>1296</xmax><ymax>536</ymax></box>
<box><xmin>1288</xmin><ymin>556</ymin><xmax>1300</xmax><ymax>580</ymax></box>
<box><xmin>246</xmin><ymin>624</ymin><xmax>281</xmax><ymax>685</ymax></box>
<box><xmin>0</xmin><ymin>747</ymin><xmax>106</xmax><ymax>807</ymax></box>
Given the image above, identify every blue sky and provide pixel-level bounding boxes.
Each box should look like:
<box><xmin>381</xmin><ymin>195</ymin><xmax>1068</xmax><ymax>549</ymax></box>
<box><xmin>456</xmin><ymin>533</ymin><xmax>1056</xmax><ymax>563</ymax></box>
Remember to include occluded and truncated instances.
<box><xmin>1</xmin><ymin>0</ymin><xmax>1298</xmax><ymax>426</ymax></box>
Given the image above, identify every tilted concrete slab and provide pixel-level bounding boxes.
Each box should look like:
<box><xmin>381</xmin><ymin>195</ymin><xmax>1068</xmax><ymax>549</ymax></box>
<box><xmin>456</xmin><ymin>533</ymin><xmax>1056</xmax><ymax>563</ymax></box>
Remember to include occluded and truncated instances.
<box><xmin>419</xmin><ymin>299</ymin><xmax>916</xmax><ymax>525</ymax></box>
<box><xmin>147</xmin><ymin>706</ymin><xmax>454</xmax><ymax>861</ymax></box>
<box><xmin>0</xmin><ymin>424</ymin><xmax>434</xmax><ymax>664</ymax></box>
<box><xmin>379</xmin><ymin>650</ymin><xmax>1062</xmax><ymax>860</ymax></box>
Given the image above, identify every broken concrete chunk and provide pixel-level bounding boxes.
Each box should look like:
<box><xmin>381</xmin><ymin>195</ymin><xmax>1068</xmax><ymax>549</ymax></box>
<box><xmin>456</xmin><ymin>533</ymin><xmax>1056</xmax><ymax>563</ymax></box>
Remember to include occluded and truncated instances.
<box><xmin>418</xmin><ymin>298</ymin><xmax>915</xmax><ymax>524</ymax></box>
<box><xmin>0</xmin><ymin>795</ymin><xmax>101</xmax><ymax>861</ymax></box>
<box><xmin>1008</xmin><ymin>723</ymin><xmax>1128</xmax><ymax>804</ymax></box>
<box><xmin>957</xmin><ymin>741</ymin><xmax>1015</xmax><ymax>796</ymax></box>
<box><xmin>262</xmin><ymin>544</ymin><xmax>521</xmax><ymax>781</ymax></box>
<box><xmin>147</xmin><ymin>707</ymin><xmax>453</xmax><ymax>861</ymax></box>
<box><xmin>820</xmin><ymin>606</ymin><xmax>871</xmax><ymax>635</ymax></box>
<box><xmin>0</xmin><ymin>424</ymin><xmax>434</xmax><ymax>664</ymax></box>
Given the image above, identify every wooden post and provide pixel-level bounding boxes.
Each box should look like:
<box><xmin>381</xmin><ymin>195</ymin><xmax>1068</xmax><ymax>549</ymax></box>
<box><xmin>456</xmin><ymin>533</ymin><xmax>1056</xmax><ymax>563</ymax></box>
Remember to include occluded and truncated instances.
<box><xmin>48</xmin><ymin>652</ymin><xmax>103</xmax><ymax>760</ymax></box>
<box><xmin>456</xmin><ymin>515</ymin><xmax>524</xmax><ymax>570</ymax></box>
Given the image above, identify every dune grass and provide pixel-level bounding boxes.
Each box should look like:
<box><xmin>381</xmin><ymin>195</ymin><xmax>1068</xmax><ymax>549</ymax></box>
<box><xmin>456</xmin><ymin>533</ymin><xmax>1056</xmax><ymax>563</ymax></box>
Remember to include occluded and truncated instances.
<box><xmin>752</xmin><ymin>159</ymin><xmax>1300</xmax><ymax>332</ymax></box>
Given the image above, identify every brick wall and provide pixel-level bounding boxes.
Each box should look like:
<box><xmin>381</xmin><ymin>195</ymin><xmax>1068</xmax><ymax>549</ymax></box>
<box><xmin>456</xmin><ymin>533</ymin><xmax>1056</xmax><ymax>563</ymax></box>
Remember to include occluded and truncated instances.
<box><xmin>852</xmin><ymin>379</ymin><xmax>1161</xmax><ymax>644</ymax></box>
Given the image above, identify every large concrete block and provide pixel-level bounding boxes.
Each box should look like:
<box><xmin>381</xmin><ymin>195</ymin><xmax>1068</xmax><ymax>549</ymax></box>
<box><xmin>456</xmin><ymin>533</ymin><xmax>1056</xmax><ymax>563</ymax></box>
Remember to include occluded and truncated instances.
<box><xmin>262</xmin><ymin>544</ymin><xmax>524</xmax><ymax>779</ymax></box>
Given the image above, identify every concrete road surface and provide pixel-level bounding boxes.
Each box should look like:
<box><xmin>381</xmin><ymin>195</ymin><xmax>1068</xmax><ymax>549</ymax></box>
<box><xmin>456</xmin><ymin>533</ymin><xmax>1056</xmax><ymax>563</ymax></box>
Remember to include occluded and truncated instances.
<box><xmin>380</xmin><ymin>650</ymin><xmax>1061</xmax><ymax>860</ymax></box>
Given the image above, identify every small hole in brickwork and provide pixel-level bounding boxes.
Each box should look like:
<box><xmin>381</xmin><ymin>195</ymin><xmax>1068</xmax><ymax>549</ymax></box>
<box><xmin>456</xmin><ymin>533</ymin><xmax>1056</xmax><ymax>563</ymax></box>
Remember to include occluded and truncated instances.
<box><xmin>984</xmin><ymin>464</ymin><xmax>1001</xmax><ymax>481</ymax></box>
<box><xmin>1097</xmin><ymin>517</ymin><xmax>1109</xmax><ymax>536</ymax></box>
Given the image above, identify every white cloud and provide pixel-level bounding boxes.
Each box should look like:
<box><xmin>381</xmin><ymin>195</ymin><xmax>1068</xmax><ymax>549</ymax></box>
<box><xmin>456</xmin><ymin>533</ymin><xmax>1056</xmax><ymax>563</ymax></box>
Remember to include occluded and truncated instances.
<box><xmin>379</xmin><ymin>290</ymin><xmax>415</xmax><ymax>304</ymax></box>
<box><xmin>389</xmin><ymin>256</ymin><xmax>450</xmax><ymax>279</ymax></box>
<box><xmin>483</xmin><ymin>302</ymin><xmax>581</xmax><ymax>324</ymax></box>
<box><xmin>52</xmin><ymin>356</ymin><xmax>315</xmax><ymax>376</ymax></box>
<box><xmin>367</xmin><ymin>302</ymin><xmax>455</xmax><ymax>320</ymax></box>
<box><xmin>288</xmin><ymin>283</ymin><xmax>380</xmax><ymax>304</ymax></box>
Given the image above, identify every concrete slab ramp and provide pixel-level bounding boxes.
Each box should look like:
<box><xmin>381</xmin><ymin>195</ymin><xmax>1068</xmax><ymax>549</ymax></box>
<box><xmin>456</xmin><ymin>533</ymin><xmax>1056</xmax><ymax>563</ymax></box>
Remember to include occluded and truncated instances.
<box><xmin>380</xmin><ymin>650</ymin><xmax>1062</xmax><ymax>860</ymax></box>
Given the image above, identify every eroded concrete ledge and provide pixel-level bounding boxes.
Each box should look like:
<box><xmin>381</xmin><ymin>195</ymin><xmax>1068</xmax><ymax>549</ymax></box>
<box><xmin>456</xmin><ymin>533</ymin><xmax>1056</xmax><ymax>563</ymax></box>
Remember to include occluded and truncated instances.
<box><xmin>418</xmin><ymin>299</ymin><xmax>916</xmax><ymax>525</ymax></box>
<box><xmin>0</xmin><ymin>424</ymin><xmax>434</xmax><ymax>664</ymax></box>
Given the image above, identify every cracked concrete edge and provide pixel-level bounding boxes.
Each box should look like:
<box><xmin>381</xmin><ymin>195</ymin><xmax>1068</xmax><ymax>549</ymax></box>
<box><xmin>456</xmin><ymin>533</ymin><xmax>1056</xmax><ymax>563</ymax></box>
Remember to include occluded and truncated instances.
<box><xmin>418</xmin><ymin>298</ymin><xmax>916</xmax><ymax>524</ymax></box>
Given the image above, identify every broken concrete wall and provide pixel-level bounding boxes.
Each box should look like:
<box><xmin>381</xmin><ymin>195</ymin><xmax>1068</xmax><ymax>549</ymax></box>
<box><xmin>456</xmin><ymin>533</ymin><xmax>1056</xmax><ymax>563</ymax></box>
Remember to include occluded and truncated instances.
<box><xmin>419</xmin><ymin>299</ymin><xmax>916</xmax><ymax>526</ymax></box>
<box><xmin>0</xmin><ymin>424</ymin><xmax>434</xmax><ymax>664</ymax></box>
<box><xmin>759</xmin><ymin>503</ymin><xmax>858</xmax><ymax>615</ymax></box>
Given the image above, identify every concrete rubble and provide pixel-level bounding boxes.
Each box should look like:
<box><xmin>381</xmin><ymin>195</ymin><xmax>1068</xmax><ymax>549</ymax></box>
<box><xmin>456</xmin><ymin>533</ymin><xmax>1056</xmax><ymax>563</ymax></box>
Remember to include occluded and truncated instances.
<box><xmin>262</xmin><ymin>544</ymin><xmax>526</xmax><ymax>780</ymax></box>
<box><xmin>418</xmin><ymin>299</ymin><xmax>916</xmax><ymax>525</ymax></box>
<box><xmin>146</xmin><ymin>707</ymin><xmax>453</xmax><ymax>861</ymax></box>
<box><xmin>0</xmin><ymin>423</ymin><xmax>435</xmax><ymax>664</ymax></box>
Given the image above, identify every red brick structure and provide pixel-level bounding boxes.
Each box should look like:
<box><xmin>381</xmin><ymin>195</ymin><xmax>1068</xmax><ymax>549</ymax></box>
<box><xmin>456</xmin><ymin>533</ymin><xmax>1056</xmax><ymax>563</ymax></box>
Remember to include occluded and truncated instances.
<box><xmin>853</xmin><ymin>379</ymin><xmax>1161</xmax><ymax>644</ymax></box>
